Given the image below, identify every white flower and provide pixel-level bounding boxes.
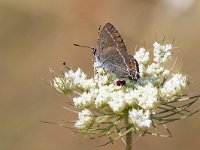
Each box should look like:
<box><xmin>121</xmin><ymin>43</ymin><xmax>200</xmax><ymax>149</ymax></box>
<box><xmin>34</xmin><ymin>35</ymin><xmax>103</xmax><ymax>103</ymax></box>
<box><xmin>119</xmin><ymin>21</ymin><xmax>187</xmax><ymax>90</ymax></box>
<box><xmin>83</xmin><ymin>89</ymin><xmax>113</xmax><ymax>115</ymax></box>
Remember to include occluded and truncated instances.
<box><xmin>160</xmin><ymin>73</ymin><xmax>188</xmax><ymax>99</ymax></box>
<box><xmin>73</xmin><ymin>92</ymin><xmax>95</xmax><ymax>108</ymax></box>
<box><xmin>108</xmin><ymin>91</ymin><xmax>126</xmax><ymax>113</ymax></box>
<box><xmin>94</xmin><ymin>68</ymin><xmax>115</xmax><ymax>86</ymax></box>
<box><xmin>163</xmin><ymin>69</ymin><xmax>170</xmax><ymax>78</ymax></box>
<box><xmin>125</xmin><ymin>83</ymin><xmax>158</xmax><ymax>109</ymax></box>
<box><xmin>138</xmin><ymin>64</ymin><xmax>146</xmax><ymax>77</ymax></box>
<box><xmin>95</xmin><ymin>74</ymin><xmax>111</xmax><ymax>86</ymax></box>
<box><xmin>146</xmin><ymin>63</ymin><xmax>164</xmax><ymax>77</ymax></box>
<box><xmin>129</xmin><ymin>109</ymin><xmax>152</xmax><ymax>128</ymax></box>
<box><xmin>75</xmin><ymin>109</ymin><xmax>94</xmax><ymax>130</ymax></box>
<box><xmin>65</xmin><ymin>68</ymin><xmax>86</xmax><ymax>85</ymax></box>
<box><xmin>134</xmin><ymin>47</ymin><xmax>150</xmax><ymax>65</ymax></box>
<box><xmin>95</xmin><ymin>92</ymin><xmax>110</xmax><ymax>108</ymax></box>
<box><xmin>124</xmin><ymin>90</ymin><xmax>137</xmax><ymax>106</ymax></box>
<box><xmin>95</xmin><ymin>84</ymin><xmax>122</xmax><ymax>108</ymax></box>
<box><xmin>52</xmin><ymin>77</ymin><xmax>65</xmax><ymax>93</ymax></box>
<box><xmin>135</xmin><ymin>83</ymin><xmax>158</xmax><ymax>109</ymax></box>
<box><xmin>64</xmin><ymin>68</ymin><xmax>96</xmax><ymax>91</ymax></box>
<box><xmin>80</xmin><ymin>78</ymin><xmax>96</xmax><ymax>91</ymax></box>
<box><xmin>65</xmin><ymin>68</ymin><xmax>87</xmax><ymax>83</ymax></box>
<box><xmin>52</xmin><ymin>77</ymin><xmax>74</xmax><ymax>93</ymax></box>
<box><xmin>153</xmin><ymin>42</ymin><xmax>172</xmax><ymax>64</ymax></box>
<box><xmin>78</xmin><ymin>109</ymin><xmax>93</xmax><ymax>119</ymax></box>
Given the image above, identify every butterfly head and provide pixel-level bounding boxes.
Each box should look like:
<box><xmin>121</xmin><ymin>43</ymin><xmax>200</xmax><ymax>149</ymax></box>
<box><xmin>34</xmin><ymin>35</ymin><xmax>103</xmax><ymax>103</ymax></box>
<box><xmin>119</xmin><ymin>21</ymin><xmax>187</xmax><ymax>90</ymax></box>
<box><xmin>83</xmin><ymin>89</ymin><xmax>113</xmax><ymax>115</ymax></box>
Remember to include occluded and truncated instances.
<box><xmin>92</xmin><ymin>48</ymin><xmax>97</xmax><ymax>55</ymax></box>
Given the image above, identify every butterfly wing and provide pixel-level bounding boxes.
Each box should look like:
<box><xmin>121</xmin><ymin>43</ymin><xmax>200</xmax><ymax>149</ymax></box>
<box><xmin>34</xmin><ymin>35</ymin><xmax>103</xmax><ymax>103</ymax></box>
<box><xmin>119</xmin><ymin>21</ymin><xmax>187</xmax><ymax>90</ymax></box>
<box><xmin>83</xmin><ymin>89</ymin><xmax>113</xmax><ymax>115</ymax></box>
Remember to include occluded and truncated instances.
<box><xmin>96</xmin><ymin>23</ymin><xmax>131</xmax><ymax>78</ymax></box>
<box><xmin>128</xmin><ymin>55</ymin><xmax>140</xmax><ymax>80</ymax></box>
<box><xmin>98</xmin><ymin>23</ymin><xmax>126</xmax><ymax>49</ymax></box>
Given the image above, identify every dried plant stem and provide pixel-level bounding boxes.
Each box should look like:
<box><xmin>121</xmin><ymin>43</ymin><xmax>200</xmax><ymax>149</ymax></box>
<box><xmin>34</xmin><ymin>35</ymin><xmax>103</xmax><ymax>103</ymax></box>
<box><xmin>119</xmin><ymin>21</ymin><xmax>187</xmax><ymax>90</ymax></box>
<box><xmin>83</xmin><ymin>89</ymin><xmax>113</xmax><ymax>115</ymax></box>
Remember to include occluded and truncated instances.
<box><xmin>125</xmin><ymin>116</ymin><xmax>132</xmax><ymax>150</ymax></box>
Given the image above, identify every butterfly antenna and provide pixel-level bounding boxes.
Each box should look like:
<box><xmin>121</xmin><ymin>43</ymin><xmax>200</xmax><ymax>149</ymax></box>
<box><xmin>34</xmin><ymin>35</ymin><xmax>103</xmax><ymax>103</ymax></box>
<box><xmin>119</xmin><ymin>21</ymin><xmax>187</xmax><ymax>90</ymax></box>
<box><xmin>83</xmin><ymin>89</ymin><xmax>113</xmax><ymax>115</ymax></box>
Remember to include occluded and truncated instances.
<box><xmin>73</xmin><ymin>43</ymin><xmax>97</xmax><ymax>55</ymax></box>
<box><xmin>73</xmin><ymin>43</ymin><xmax>95</xmax><ymax>50</ymax></box>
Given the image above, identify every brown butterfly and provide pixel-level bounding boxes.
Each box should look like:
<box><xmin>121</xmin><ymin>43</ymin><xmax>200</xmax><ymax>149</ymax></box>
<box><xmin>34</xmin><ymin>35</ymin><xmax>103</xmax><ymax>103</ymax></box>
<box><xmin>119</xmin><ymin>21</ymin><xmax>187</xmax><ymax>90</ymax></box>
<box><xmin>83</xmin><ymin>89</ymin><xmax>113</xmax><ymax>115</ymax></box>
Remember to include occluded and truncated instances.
<box><xmin>74</xmin><ymin>23</ymin><xmax>140</xmax><ymax>81</ymax></box>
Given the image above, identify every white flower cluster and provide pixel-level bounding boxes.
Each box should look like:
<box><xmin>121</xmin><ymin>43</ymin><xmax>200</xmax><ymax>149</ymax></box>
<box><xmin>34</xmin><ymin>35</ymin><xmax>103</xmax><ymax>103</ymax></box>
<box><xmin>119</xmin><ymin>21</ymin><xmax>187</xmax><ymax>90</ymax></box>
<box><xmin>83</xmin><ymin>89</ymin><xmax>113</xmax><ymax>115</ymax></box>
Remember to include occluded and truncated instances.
<box><xmin>134</xmin><ymin>47</ymin><xmax>149</xmax><ymax>77</ymax></box>
<box><xmin>161</xmin><ymin>73</ymin><xmax>188</xmax><ymax>99</ymax></box>
<box><xmin>72</xmin><ymin>82</ymin><xmax>158</xmax><ymax>115</ymax></box>
<box><xmin>53</xmin><ymin>77</ymin><xmax>71</xmax><ymax>93</ymax></box>
<box><xmin>52</xmin><ymin>41</ymin><xmax>189</xmax><ymax>130</ymax></box>
<box><xmin>153</xmin><ymin>42</ymin><xmax>172</xmax><ymax>64</ymax></box>
<box><xmin>146</xmin><ymin>63</ymin><xmax>164</xmax><ymax>77</ymax></box>
<box><xmin>129</xmin><ymin>109</ymin><xmax>151</xmax><ymax>128</ymax></box>
<box><xmin>134</xmin><ymin>48</ymin><xmax>150</xmax><ymax>65</ymax></box>
<box><xmin>134</xmin><ymin>42</ymin><xmax>172</xmax><ymax>78</ymax></box>
<box><xmin>65</xmin><ymin>68</ymin><xmax>96</xmax><ymax>91</ymax></box>
<box><xmin>74</xmin><ymin>109</ymin><xmax>94</xmax><ymax>130</ymax></box>
<box><xmin>134</xmin><ymin>83</ymin><xmax>158</xmax><ymax>109</ymax></box>
<box><xmin>73</xmin><ymin>92</ymin><xmax>95</xmax><ymax>108</ymax></box>
<box><xmin>52</xmin><ymin>68</ymin><xmax>96</xmax><ymax>93</ymax></box>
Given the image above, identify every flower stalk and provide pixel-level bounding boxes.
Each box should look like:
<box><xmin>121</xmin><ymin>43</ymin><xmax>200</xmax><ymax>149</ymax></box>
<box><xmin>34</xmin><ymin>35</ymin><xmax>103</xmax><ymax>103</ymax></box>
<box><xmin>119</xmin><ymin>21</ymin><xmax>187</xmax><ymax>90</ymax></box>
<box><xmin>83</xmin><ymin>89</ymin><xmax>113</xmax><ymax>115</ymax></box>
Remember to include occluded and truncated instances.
<box><xmin>125</xmin><ymin>116</ymin><xmax>132</xmax><ymax>150</ymax></box>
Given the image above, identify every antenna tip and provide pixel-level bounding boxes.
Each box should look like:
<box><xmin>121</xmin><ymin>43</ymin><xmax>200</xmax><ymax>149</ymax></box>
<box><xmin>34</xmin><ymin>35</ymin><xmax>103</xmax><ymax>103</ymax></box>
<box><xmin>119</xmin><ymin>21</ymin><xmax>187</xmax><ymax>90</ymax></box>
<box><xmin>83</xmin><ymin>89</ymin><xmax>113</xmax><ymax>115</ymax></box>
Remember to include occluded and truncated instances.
<box><xmin>73</xmin><ymin>43</ymin><xmax>79</xmax><ymax>46</ymax></box>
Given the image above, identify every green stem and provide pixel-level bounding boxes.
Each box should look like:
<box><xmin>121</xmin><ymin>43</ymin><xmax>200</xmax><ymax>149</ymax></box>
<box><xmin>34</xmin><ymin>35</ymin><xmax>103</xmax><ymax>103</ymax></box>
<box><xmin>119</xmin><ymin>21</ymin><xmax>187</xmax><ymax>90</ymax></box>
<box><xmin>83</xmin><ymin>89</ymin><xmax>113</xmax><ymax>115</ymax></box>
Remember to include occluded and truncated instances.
<box><xmin>125</xmin><ymin>116</ymin><xmax>132</xmax><ymax>150</ymax></box>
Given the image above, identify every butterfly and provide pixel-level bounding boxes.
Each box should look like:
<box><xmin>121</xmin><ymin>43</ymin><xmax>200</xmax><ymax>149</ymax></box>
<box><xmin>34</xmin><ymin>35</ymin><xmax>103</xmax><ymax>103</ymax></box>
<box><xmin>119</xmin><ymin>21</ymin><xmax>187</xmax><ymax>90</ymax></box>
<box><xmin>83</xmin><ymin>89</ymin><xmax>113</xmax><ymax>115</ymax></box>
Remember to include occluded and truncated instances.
<box><xmin>74</xmin><ymin>23</ymin><xmax>140</xmax><ymax>81</ymax></box>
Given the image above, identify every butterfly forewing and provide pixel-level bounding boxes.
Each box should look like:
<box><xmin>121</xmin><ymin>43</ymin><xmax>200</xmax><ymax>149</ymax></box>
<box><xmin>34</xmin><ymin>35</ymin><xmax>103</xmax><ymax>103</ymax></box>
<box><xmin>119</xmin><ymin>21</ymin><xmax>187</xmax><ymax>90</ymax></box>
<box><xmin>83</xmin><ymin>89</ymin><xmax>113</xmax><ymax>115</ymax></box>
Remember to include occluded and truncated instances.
<box><xmin>95</xmin><ymin>23</ymin><xmax>140</xmax><ymax>80</ymax></box>
<box><xmin>98</xmin><ymin>23</ymin><xmax>126</xmax><ymax>50</ymax></box>
<box><xmin>97</xmin><ymin>23</ymin><xmax>131</xmax><ymax>75</ymax></box>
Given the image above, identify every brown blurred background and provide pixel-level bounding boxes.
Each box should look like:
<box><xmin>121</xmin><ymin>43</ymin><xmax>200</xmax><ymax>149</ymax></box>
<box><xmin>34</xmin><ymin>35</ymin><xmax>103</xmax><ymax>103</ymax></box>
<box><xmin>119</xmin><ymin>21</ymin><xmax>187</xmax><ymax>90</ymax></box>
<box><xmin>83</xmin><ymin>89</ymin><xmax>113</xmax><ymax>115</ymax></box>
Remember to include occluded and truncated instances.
<box><xmin>1</xmin><ymin>0</ymin><xmax>200</xmax><ymax>150</ymax></box>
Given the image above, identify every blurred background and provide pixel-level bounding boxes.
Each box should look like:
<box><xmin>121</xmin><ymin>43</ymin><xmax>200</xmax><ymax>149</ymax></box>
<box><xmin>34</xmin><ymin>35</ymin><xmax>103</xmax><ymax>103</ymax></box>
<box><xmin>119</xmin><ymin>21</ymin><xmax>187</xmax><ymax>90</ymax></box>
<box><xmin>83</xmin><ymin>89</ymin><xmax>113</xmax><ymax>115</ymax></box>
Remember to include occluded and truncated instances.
<box><xmin>1</xmin><ymin>0</ymin><xmax>200</xmax><ymax>150</ymax></box>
